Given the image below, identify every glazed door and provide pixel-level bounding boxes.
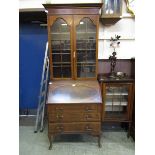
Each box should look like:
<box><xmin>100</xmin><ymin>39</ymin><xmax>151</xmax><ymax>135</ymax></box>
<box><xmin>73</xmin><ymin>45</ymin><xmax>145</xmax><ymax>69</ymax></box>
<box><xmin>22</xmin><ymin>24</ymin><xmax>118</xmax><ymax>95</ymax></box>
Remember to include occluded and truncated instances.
<box><xmin>48</xmin><ymin>16</ymin><xmax>73</xmax><ymax>79</ymax></box>
<box><xmin>103</xmin><ymin>83</ymin><xmax>132</xmax><ymax>121</ymax></box>
<box><xmin>74</xmin><ymin>15</ymin><xmax>99</xmax><ymax>79</ymax></box>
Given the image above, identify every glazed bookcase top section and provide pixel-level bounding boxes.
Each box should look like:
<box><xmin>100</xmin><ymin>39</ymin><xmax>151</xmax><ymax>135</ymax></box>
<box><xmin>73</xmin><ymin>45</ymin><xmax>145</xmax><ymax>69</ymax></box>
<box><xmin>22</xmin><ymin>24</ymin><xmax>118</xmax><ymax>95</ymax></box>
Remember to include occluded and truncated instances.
<box><xmin>42</xmin><ymin>3</ymin><xmax>103</xmax><ymax>15</ymax></box>
<box><xmin>43</xmin><ymin>4</ymin><xmax>101</xmax><ymax>80</ymax></box>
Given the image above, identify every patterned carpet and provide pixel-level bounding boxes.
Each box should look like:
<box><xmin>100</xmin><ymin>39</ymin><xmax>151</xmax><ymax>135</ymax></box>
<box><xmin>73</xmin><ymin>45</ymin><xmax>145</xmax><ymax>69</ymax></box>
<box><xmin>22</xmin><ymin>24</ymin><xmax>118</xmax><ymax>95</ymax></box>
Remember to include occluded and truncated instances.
<box><xmin>19</xmin><ymin>125</ymin><xmax>135</xmax><ymax>155</ymax></box>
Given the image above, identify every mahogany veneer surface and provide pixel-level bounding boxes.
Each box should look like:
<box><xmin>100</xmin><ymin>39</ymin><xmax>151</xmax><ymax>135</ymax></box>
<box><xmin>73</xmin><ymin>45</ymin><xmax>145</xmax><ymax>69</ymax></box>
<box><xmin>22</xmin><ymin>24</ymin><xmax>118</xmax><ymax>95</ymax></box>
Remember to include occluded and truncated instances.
<box><xmin>47</xmin><ymin>80</ymin><xmax>102</xmax><ymax>104</ymax></box>
<box><xmin>47</xmin><ymin>80</ymin><xmax>102</xmax><ymax>148</ymax></box>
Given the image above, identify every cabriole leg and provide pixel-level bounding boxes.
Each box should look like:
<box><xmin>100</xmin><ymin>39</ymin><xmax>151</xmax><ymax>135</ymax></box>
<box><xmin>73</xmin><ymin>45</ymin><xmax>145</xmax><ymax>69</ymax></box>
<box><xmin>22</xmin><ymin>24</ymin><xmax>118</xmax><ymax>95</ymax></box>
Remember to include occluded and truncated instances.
<box><xmin>127</xmin><ymin>123</ymin><xmax>131</xmax><ymax>138</ymax></box>
<box><xmin>98</xmin><ymin>135</ymin><xmax>101</xmax><ymax>148</ymax></box>
<box><xmin>49</xmin><ymin>135</ymin><xmax>53</xmax><ymax>150</ymax></box>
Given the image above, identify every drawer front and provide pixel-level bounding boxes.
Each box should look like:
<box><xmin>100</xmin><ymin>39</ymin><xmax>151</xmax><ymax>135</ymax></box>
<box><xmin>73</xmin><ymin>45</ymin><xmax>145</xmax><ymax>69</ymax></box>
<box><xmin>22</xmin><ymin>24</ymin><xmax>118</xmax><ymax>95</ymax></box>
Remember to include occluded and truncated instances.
<box><xmin>48</xmin><ymin>113</ymin><xmax>101</xmax><ymax>122</ymax></box>
<box><xmin>48</xmin><ymin>122</ymin><xmax>101</xmax><ymax>133</ymax></box>
<box><xmin>47</xmin><ymin>104</ymin><xmax>100</xmax><ymax>113</ymax></box>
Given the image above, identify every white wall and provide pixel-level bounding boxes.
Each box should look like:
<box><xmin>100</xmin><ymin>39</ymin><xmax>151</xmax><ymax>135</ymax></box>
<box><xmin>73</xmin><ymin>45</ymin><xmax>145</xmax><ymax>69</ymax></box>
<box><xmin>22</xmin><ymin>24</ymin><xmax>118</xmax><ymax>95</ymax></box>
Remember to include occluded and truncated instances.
<box><xmin>19</xmin><ymin>0</ymin><xmax>101</xmax><ymax>9</ymax></box>
<box><xmin>19</xmin><ymin>0</ymin><xmax>135</xmax><ymax>59</ymax></box>
<box><xmin>98</xmin><ymin>0</ymin><xmax>135</xmax><ymax>59</ymax></box>
<box><xmin>99</xmin><ymin>17</ymin><xmax>135</xmax><ymax>59</ymax></box>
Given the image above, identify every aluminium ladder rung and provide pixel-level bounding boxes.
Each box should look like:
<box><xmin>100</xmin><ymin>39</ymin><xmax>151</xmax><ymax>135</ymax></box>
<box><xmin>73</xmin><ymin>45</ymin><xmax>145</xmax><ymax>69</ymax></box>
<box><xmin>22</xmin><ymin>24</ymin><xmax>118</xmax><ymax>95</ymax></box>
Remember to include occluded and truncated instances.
<box><xmin>38</xmin><ymin>101</ymin><xmax>45</xmax><ymax>111</ymax></box>
<box><xmin>43</xmin><ymin>80</ymin><xmax>46</xmax><ymax>84</ymax></box>
<box><xmin>41</xmin><ymin>91</ymin><xmax>46</xmax><ymax>97</ymax></box>
<box><xmin>34</xmin><ymin>42</ymin><xmax>49</xmax><ymax>133</ymax></box>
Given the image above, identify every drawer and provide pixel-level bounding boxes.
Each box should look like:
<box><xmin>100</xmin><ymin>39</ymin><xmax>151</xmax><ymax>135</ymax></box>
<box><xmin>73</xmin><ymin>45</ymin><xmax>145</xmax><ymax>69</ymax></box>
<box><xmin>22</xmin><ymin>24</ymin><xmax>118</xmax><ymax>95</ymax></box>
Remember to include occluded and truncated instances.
<box><xmin>48</xmin><ymin>113</ymin><xmax>101</xmax><ymax>122</ymax></box>
<box><xmin>48</xmin><ymin>122</ymin><xmax>101</xmax><ymax>133</ymax></box>
<box><xmin>47</xmin><ymin>104</ymin><xmax>100</xmax><ymax>113</ymax></box>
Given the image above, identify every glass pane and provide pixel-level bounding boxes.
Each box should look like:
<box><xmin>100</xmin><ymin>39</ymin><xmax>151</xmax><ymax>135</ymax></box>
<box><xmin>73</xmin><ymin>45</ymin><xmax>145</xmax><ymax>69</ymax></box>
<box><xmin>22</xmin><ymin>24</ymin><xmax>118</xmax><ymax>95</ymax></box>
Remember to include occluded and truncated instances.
<box><xmin>105</xmin><ymin>86</ymin><xmax>129</xmax><ymax>118</ymax></box>
<box><xmin>87</xmin><ymin>41</ymin><xmax>96</xmax><ymax>50</ymax></box>
<box><xmin>61</xmin><ymin>40</ymin><xmax>71</xmax><ymax>50</ymax></box>
<box><xmin>116</xmin><ymin>0</ymin><xmax>121</xmax><ymax>14</ymax></box>
<box><xmin>77</xmin><ymin>65</ymin><xmax>96</xmax><ymax>78</ymax></box>
<box><xmin>87</xmin><ymin>50</ymin><xmax>96</xmax><ymax>62</ymax></box>
<box><xmin>109</xmin><ymin>0</ymin><xmax>114</xmax><ymax>14</ymax></box>
<box><xmin>61</xmin><ymin>65</ymin><xmax>71</xmax><ymax>78</ymax></box>
<box><xmin>51</xmin><ymin>41</ymin><xmax>61</xmax><ymax>50</ymax></box>
<box><xmin>104</xmin><ymin>0</ymin><xmax>114</xmax><ymax>15</ymax></box>
<box><xmin>104</xmin><ymin>0</ymin><xmax>109</xmax><ymax>14</ymax></box>
<box><xmin>51</xmin><ymin>18</ymin><xmax>71</xmax><ymax>78</ymax></box>
<box><xmin>53</xmin><ymin>64</ymin><xmax>61</xmax><ymax>78</ymax></box>
<box><xmin>85</xmin><ymin>66</ymin><xmax>96</xmax><ymax>77</ymax></box>
<box><xmin>76</xmin><ymin>18</ymin><xmax>96</xmax><ymax>78</ymax></box>
<box><xmin>62</xmin><ymin>53</ymin><xmax>70</xmax><ymax>62</ymax></box>
<box><xmin>52</xmin><ymin>54</ymin><xmax>61</xmax><ymax>62</ymax></box>
<box><xmin>77</xmin><ymin>40</ymin><xmax>87</xmax><ymax>49</ymax></box>
<box><xmin>52</xmin><ymin>49</ymin><xmax>61</xmax><ymax>54</ymax></box>
<box><xmin>77</xmin><ymin>51</ymin><xmax>86</xmax><ymax>62</ymax></box>
<box><xmin>53</xmin><ymin>64</ymin><xmax>71</xmax><ymax>78</ymax></box>
<box><xmin>104</xmin><ymin>0</ymin><xmax>121</xmax><ymax>15</ymax></box>
<box><xmin>77</xmin><ymin>64</ymin><xmax>86</xmax><ymax>78</ymax></box>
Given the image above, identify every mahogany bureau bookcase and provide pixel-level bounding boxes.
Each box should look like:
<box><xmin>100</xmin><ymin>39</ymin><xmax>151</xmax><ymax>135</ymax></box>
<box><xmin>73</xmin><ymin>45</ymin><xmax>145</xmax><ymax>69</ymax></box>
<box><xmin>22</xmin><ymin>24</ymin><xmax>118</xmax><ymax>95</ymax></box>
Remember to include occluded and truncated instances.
<box><xmin>42</xmin><ymin>3</ymin><xmax>103</xmax><ymax>149</ymax></box>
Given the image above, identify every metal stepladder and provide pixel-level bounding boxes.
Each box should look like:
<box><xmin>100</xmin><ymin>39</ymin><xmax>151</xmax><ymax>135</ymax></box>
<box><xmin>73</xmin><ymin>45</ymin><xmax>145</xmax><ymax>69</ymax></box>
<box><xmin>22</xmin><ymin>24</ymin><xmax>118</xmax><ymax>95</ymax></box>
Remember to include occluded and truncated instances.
<box><xmin>34</xmin><ymin>42</ymin><xmax>49</xmax><ymax>133</ymax></box>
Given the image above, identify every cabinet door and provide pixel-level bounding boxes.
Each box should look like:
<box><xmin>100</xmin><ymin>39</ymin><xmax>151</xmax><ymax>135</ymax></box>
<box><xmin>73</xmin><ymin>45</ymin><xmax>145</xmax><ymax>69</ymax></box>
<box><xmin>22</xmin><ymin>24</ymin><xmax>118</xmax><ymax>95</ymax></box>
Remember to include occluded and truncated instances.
<box><xmin>103</xmin><ymin>83</ymin><xmax>132</xmax><ymax>121</ymax></box>
<box><xmin>74</xmin><ymin>15</ymin><xmax>98</xmax><ymax>79</ymax></box>
<box><xmin>48</xmin><ymin>16</ymin><xmax>73</xmax><ymax>79</ymax></box>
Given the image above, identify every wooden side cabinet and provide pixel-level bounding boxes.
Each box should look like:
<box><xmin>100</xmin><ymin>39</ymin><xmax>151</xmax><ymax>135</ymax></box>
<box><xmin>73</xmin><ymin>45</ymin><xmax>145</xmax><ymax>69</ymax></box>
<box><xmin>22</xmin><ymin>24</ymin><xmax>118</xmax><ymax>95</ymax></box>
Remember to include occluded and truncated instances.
<box><xmin>98</xmin><ymin>74</ymin><xmax>134</xmax><ymax>137</ymax></box>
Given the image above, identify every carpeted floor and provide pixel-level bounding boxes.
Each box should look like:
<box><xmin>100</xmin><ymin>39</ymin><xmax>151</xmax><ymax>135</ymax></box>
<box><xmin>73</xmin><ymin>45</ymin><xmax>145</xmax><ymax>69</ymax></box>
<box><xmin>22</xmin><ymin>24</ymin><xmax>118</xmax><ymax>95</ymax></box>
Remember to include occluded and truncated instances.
<box><xmin>19</xmin><ymin>124</ymin><xmax>135</xmax><ymax>155</ymax></box>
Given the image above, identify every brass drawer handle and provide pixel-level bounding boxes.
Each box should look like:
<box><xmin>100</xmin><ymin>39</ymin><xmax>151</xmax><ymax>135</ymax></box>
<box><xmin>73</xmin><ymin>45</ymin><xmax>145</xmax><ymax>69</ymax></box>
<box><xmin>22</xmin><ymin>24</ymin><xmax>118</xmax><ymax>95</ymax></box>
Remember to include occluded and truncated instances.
<box><xmin>85</xmin><ymin>115</ymin><xmax>92</xmax><ymax>120</ymax></box>
<box><xmin>55</xmin><ymin>107</ymin><xmax>63</xmax><ymax>110</ymax></box>
<box><xmin>56</xmin><ymin>126</ymin><xmax>63</xmax><ymax>129</ymax></box>
<box><xmin>85</xmin><ymin>107</ymin><xmax>94</xmax><ymax>112</ymax></box>
<box><xmin>86</xmin><ymin>109</ymin><xmax>93</xmax><ymax>112</ymax></box>
<box><xmin>85</xmin><ymin>126</ymin><xmax>93</xmax><ymax>131</ymax></box>
<box><xmin>56</xmin><ymin>126</ymin><xmax>64</xmax><ymax>132</ymax></box>
<box><xmin>56</xmin><ymin>114</ymin><xmax>64</xmax><ymax>119</ymax></box>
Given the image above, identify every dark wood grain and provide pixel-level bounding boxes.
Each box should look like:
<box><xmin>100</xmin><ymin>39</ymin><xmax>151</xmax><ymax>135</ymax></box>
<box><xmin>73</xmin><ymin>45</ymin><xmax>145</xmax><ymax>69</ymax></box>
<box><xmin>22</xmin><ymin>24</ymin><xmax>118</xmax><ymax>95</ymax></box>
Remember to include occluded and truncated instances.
<box><xmin>48</xmin><ymin>122</ymin><xmax>101</xmax><ymax>133</ymax></box>
<box><xmin>47</xmin><ymin>103</ymin><xmax>101</xmax><ymax>147</ymax></box>
<box><xmin>100</xmin><ymin>74</ymin><xmax>134</xmax><ymax>137</ymax></box>
<box><xmin>48</xmin><ymin>113</ymin><xmax>101</xmax><ymax>122</ymax></box>
<box><xmin>47</xmin><ymin>80</ymin><xmax>102</xmax><ymax>103</ymax></box>
<box><xmin>47</xmin><ymin>104</ymin><xmax>100</xmax><ymax>113</ymax></box>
